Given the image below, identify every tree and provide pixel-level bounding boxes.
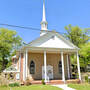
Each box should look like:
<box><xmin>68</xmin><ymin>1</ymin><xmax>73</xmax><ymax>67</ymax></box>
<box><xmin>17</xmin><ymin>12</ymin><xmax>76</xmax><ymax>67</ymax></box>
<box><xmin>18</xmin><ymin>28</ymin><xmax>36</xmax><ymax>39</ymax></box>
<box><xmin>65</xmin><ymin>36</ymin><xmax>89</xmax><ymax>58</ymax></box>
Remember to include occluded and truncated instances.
<box><xmin>79</xmin><ymin>43</ymin><xmax>90</xmax><ymax>71</ymax></box>
<box><xmin>0</xmin><ymin>28</ymin><xmax>22</xmax><ymax>72</ymax></box>
<box><xmin>80</xmin><ymin>43</ymin><xmax>90</xmax><ymax>59</ymax></box>
<box><xmin>64</xmin><ymin>24</ymin><xmax>89</xmax><ymax>47</ymax></box>
<box><xmin>64</xmin><ymin>25</ymin><xmax>90</xmax><ymax>72</ymax></box>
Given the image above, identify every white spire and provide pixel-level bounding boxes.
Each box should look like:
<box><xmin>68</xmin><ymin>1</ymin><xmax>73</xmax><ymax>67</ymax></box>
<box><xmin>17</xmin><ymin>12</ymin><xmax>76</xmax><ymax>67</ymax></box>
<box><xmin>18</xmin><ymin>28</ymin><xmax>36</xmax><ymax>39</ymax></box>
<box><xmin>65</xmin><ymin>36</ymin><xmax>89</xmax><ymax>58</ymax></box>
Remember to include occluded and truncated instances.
<box><xmin>42</xmin><ymin>0</ymin><xmax>46</xmax><ymax>21</ymax></box>
<box><xmin>40</xmin><ymin>0</ymin><xmax>48</xmax><ymax>33</ymax></box>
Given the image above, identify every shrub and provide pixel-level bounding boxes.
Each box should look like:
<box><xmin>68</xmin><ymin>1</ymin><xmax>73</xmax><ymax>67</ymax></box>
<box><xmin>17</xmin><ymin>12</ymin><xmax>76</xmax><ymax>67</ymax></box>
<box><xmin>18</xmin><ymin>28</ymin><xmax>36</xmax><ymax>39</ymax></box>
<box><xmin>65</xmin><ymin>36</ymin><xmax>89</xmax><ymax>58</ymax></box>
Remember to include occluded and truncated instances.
<box><xmin>72</xmin><ymin>72</ymin><xmax>76</xmax><ymax>79</ymax></box>
<box><xmin>42</xmin><ymin>79</ymin><xmax>45</xmax><ymax>85</ymax></box>
<box><xmin>85</xmin><ymin>75</ymin><xmax>88</xmax><ymax>82</ymax></box>
<box><xmin>24</xmin><ymin>78</ymin><xmax>31</xmax><ymax>86</ymax></box>
<box><xmin>76</xmin><ymin>73</ymin><xmax>79</xmax><ymax>79</ymax></box>
<box><xmin>88</xmin><ymin>78</ymin><xmax>90</xmax><ymax>83</ymax></box>
<box><xmin>9</xmin><ymin>83</ymin><xmax>20</xmax><ymax>87</ymax></box>
<box><xmin>7</xmin><ymin>73</ymin><xmax>15</xmax><ymax>80</ymax></box>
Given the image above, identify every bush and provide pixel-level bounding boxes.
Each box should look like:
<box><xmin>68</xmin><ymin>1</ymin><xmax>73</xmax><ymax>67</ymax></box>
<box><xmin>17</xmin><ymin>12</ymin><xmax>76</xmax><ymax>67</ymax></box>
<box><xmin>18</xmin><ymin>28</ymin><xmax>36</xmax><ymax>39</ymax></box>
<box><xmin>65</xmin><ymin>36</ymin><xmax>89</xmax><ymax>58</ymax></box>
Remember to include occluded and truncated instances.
<box><xmin>76</xmin><ymin>73</ymin><xmax>79</xmax><ymax>79</ymax></box>
<box><xmin>72</xmin><ymin>72</ymin><xmax>76</xmax><ymax>79</ymax></box>
<box><xmin>7</xmin><ymin>73</ymin><xmax>15</xmax><ymax>80</ymax></box>
<box><xmin>24</xmin><ymin>78</ymin><xmax>31</xmax><ymax>86</ymax></box>
<box><xmin>85</xmin><ymin>75</ymin><xmax>88</xmax><ymax>82</ymax></box>
<box><xmin>9</xmin><ymin>83</ymin><xmax>20</xmax><ymax>87</ymax></box>
<box><xmin>42</xmin><ymin>79</ymin><xmax>45</xmax><ymax>85</ymax></box>
<box><xmin>88</xmin><ymin>78</ymin><xmax>90</xmax><ymax>83</ymax></box>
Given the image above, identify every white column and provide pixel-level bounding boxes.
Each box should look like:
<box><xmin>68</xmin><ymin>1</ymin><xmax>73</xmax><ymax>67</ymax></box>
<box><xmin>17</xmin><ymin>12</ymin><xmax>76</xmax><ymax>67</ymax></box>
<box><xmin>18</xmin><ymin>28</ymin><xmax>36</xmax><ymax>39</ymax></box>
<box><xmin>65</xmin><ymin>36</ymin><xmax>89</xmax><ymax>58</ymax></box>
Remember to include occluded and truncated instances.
<box><xmin>19</xmin><ymin>53</ymin><xmax>21</xmax><ymax>72</ymax></box>
<box><xmin>44</xmin><ymin>51</ymin><xmax>47</xmax><ymax>82</ymax></box>
<box><xmin>67</xmin><ymin>54</ymin><xmax>70</xmax><ymax>79</ymax></box>
<box><xmin>77</xmin><ymin>51</ymin><xmax>81</xmax><ymax>81</ymax></box>
<box><xmin>61</xmin><ymin>52</ymin><xmax>65</xmax><ymax>83</ymax></box>
<box><xmin>23</xmin><ymin>52</ymin><xmax>26</xmax><ymax>81</ymax></box>
<box><xmin>26</xmin><ymin>49</ymin><xmax>28</xmax><ymax>78</ymax></box>
<box><xmin>18</xmin><ymin>53</ymin><xmax>21</xmax><ymax>80</ymax></box>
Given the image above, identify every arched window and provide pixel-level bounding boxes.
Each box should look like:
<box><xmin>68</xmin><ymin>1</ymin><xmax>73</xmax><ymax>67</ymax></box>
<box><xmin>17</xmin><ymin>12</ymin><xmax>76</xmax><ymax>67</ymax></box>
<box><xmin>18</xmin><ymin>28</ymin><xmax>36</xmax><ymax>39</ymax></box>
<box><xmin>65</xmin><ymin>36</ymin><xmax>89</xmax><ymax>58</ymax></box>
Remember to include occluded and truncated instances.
<box><xmin>30</xmin><ymin>61</ymin><xmax>35</xmax><ymax>74</ymax></box>
<box><xmin>58</xmin><ymin>61</ymin><xmax>62</xmax><ymax>74</ymax></box>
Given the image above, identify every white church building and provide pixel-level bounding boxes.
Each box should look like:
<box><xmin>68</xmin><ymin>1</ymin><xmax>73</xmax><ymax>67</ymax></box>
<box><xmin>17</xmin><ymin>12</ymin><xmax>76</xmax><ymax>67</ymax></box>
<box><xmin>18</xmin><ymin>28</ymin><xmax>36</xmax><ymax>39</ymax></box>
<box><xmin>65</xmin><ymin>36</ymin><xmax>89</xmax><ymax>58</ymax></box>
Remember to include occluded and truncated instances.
<box><xmin>15</xmin><ymin>0</ymin><xmax>81</xmax><ymax>84</ymax></box>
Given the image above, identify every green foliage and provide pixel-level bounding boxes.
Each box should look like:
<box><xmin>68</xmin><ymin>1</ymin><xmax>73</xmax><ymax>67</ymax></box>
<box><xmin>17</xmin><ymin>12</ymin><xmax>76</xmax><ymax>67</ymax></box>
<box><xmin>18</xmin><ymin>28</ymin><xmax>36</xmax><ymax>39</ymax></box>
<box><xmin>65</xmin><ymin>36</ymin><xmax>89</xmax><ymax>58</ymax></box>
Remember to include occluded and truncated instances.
<box><xmin>80</xmin><ymin>43</ymin><xmax>90</xmax><ymax>59</ymax></box>
<box><xmin>79</xmin><ymin>43</ymin><xmax>90</xmax><ymax>71</ymax></box>
<box><xmin>64</xmin><ymin>24</ymin><xmax>89</xmax><ymax>47</ymax></box>
<box><xmin>85</xmin><ymin>76</ymin><xmax>88</xmax><ymax>82</ymax></box>
<box><xmin>72</xmin><ymin>73</ymin><xmax>75</xmax><ymax>79</ymax></box>
<box><xmin>9</xmin><ymin>83</ymin><xmax>20</xmax><ymax>87</ymax></box>
<box><xmin>42</xmin><ymin>79</ymin><xmax>46</xmax><ymax>85</ymax></box>
<box><xmin>64</xmin><ymin>25</ymin><xmax>90</xmax><ymax>71</ymax></box>
<box><xmin>0</xmin><ymin>28</ymin><xmax>22</xmax><ymax>72</ymax></box>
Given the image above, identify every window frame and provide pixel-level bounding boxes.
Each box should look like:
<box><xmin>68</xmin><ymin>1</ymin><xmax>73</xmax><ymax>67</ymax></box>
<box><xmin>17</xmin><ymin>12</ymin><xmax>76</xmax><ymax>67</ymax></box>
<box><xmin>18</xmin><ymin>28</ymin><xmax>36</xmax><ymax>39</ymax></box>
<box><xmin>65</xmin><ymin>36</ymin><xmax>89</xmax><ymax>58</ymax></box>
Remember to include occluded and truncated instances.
<box><xmin>30</xmin><ymin>60</ymin><xmax>35</xmax><ymax>74</ymax></box>
<box><xmin>58</xmin><ymin>61</ymin><xmax>62</xmax><ymax>74</ymax></box>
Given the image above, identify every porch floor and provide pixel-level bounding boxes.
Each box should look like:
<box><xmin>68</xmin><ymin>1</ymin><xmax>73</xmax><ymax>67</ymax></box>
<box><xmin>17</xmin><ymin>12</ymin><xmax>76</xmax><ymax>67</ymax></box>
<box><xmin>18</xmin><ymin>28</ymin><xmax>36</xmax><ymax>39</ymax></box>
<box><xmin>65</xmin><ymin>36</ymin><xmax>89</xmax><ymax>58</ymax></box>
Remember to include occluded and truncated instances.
<box><xmin>30</xmin><ymin>79</ymin><xmax>80</xmax><ymax>85</ymax></box>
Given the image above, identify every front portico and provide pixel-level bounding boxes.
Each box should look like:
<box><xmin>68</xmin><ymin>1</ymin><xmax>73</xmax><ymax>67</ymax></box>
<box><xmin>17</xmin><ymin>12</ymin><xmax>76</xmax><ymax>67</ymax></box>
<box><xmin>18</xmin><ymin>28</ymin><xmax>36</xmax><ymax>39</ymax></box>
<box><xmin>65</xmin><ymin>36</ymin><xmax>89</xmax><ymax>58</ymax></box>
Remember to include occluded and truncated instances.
<box><xmin>19</xmin><ymin>46</ymin><xmax>81</xmax><ymax>83</ymax></box>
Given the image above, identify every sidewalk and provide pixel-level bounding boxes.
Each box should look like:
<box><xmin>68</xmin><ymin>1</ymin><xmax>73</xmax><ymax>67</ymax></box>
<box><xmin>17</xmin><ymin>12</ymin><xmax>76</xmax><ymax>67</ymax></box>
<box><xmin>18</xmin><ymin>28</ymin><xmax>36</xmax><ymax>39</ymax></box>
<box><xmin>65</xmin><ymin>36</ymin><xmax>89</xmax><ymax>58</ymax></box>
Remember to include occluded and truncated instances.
<box><xmin>52</xmin><ymin>84</ymin><xmax>76</xmax><ymax>90</ymax></box>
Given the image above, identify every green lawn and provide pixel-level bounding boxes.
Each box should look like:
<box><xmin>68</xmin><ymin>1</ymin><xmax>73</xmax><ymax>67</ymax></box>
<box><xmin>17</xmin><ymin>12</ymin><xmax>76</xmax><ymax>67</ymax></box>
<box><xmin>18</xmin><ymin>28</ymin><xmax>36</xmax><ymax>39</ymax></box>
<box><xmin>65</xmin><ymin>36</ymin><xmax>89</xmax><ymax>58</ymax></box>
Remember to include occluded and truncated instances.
<box><xmin>68</xmin><ymin>84</ymin><xmax>90</xmax><ymax>90</ymax></box>
<box><xmin>0</xmin><ymin>85</ymin><xmax>62</xmax><ymax>90</ymax></box>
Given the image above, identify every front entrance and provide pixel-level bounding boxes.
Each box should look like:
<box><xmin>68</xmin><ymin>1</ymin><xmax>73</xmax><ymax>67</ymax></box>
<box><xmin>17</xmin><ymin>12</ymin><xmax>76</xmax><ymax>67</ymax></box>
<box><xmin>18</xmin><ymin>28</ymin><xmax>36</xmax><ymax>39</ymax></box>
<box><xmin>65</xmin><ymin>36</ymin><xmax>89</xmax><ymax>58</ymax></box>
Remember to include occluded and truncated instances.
<box><xmin>42</xmin><ymin>65</ymin><xmax>53</xmax><ymax>80</ymax></box>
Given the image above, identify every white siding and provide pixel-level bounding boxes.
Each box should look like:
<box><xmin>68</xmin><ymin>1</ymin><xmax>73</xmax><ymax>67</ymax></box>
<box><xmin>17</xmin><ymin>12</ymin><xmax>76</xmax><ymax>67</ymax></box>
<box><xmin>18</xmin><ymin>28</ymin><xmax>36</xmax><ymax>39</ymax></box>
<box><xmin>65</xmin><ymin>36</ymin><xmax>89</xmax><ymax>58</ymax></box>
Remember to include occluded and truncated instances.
<box><xmin>32</xmin><ymin>36</ymin><xmax>73</xmax><ymax>49</ymax></box>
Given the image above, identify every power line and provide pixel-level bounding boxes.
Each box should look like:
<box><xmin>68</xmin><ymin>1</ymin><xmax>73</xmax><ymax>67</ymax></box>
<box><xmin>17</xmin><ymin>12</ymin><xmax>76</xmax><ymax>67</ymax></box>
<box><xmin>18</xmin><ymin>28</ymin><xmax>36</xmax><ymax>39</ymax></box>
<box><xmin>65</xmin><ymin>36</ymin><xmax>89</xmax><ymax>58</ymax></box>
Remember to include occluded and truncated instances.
<box><xmin>0</xmin><ymin>23</ymin><xmax>40</xmax><ymax>31</ymax></box>
<box><xmin>0</xmin><ymin>23</ymin><xmax>64</xmax><ymax>34</ymax></box>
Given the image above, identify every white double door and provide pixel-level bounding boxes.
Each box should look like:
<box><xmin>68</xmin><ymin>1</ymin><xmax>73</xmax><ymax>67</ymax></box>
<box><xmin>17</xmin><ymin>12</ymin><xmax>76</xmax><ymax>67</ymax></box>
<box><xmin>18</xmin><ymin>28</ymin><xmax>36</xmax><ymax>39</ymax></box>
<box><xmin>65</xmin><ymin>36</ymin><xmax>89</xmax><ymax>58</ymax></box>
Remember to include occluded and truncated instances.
<box><xmin>42</xmin><ymin>65</ymin><xmax>53</xmax><ymax>80</ymax></box>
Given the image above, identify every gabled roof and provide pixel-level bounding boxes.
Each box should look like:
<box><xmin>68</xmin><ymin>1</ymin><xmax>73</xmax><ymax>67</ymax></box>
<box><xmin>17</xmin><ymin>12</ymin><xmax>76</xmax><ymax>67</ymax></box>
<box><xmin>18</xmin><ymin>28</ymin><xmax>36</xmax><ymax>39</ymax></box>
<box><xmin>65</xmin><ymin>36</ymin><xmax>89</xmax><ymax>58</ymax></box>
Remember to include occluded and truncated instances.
<box><xmin>25</xmin><ymin>31</ymin><xmax>79</xmax><ymax>50</ymax></box>
<box><xmin>3</xmin><ymin>65</ymin><xmax>19</xmax><ymax>73</ymax></box>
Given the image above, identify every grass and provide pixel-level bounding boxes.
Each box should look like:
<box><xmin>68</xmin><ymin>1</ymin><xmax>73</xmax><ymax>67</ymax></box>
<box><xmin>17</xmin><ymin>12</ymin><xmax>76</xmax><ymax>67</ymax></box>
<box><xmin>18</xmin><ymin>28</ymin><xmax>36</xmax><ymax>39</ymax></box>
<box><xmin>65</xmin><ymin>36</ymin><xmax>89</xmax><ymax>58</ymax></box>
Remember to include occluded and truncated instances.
<box><xmin>0</xmin><ymin>86</ymin><xmax>10</xmax><ymax>90</ymax></box>
<box><xmin>0</xmin><ymin>85</ymin><xmax>62</xmax><ymax>90</ymax></box>
<box><xmin>68</xmin><ymin>84</ymin><xmax>90</xmax><ymax>90</ymax></box>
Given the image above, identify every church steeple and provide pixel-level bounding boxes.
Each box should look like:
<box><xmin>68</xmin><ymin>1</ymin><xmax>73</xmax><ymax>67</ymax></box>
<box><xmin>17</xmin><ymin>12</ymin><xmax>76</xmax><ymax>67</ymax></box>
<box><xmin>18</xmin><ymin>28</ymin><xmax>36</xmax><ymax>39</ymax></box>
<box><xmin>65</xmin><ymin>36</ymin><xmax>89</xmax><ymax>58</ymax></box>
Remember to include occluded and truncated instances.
<box><xmin>40</xmin><ymin>0</ymin><xmax>48</xmax><ymax>36</ymax></box>
<box><xmin>42</xmin><ymin>0</ymin><xmax>46</xmax><ymax>22</ymax></box>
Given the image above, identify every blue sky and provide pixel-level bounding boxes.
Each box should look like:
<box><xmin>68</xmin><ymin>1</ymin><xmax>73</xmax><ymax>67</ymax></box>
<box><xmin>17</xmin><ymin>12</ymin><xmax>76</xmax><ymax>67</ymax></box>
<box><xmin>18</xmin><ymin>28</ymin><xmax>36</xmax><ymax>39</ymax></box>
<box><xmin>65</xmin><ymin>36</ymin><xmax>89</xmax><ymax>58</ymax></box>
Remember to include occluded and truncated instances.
<box><xmin>0</xmin><ymin>0</ymin><xmax>90</xmax><ymax>43</ymax></box>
